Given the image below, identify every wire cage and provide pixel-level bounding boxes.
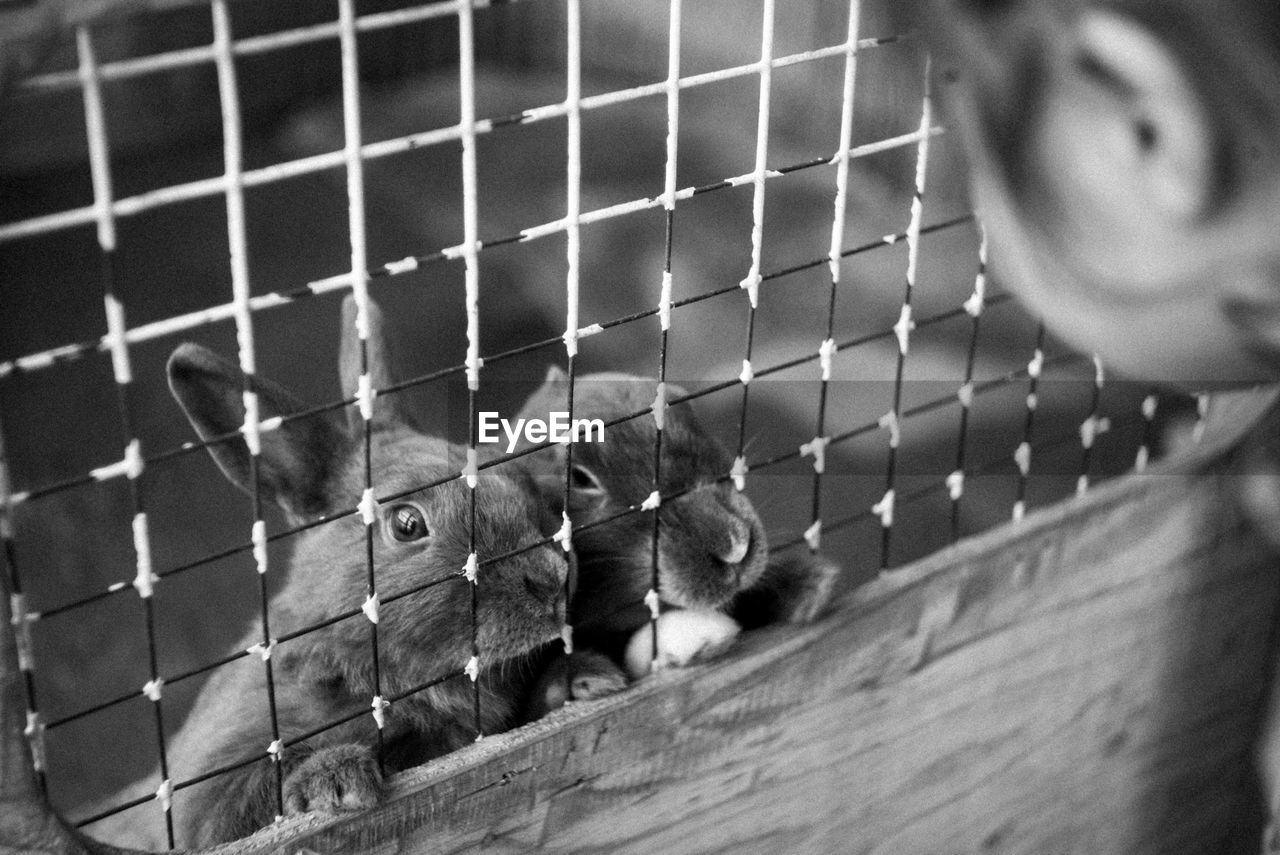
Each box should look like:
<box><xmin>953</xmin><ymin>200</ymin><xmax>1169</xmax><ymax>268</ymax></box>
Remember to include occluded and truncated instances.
<box><xmin>0</xmin><ymin>0</ymin><xmax>1232</xmax><ymax>852</ymax></box>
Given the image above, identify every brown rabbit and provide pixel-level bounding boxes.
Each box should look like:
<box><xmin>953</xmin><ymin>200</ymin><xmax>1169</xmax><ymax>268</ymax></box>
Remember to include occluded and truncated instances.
<box><xmin>84</xmin><ymin>297</ymin><xmax>570</xmax><ymax>849</ymax></box>
<box><xmin>514</xmin><ymin>367</ymin><xmax>840</xmax><ymax>709</ymax></box>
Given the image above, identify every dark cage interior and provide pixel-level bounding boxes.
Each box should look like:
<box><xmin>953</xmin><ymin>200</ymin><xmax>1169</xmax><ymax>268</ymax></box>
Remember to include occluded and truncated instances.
<box><xmin>0</xmin><ymin>0</ymin><xmax>1199</xmax><ymax>850</ymax></box>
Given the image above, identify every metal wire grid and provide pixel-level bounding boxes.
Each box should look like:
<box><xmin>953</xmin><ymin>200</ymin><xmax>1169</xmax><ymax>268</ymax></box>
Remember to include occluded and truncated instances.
<box><xmin>0</xmin><ymin>0</ymin><xmax>1194</xmax><ymax>843</ymax></box>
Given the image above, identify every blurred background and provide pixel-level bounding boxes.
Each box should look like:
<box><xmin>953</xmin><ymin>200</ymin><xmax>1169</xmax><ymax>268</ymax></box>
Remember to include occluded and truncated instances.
<box><xmin>0</xmin><ymin>0</ymin><xmax>1188</xmax><ymax>841</ymax></box>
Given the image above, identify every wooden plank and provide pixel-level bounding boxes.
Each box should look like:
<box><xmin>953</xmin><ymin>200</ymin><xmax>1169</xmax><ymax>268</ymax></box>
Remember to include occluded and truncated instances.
<box><xmin>183</xmin><ymin>391</ymin><xmax>1280</xmax><ymax>855</ymax></box>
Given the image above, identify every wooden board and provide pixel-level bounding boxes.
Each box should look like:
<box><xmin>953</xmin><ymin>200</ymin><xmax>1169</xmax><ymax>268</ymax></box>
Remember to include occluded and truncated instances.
<box><xmin>168</xmin><ymin>389</ymin><xmax>1279</xmax><ymax>855</ymax></box>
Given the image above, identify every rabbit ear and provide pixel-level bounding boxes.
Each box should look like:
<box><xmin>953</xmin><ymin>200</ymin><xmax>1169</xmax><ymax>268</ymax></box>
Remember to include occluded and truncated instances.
<box><xmin>167</xmin><ymin>343</ymin><xmax>351</xmax><ymax>522</ymax></box>
<box><xmin>338</xmin><ymin>293</ymin><xmax>412</xmax><ymax>433</ymax></box>
<box><xmin>520</xmin><ymin>363</ymin><xmax>570</xmax><ymax>418</ymax></box>
<box><xmin>543</xmin><ymin>363</ymin><xmax>568</xmax><ymax>386</ymax></box>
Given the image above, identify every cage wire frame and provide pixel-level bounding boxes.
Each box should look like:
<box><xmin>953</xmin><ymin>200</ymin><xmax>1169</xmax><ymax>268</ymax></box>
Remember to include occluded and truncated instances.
<box><xmin>0</xmin><ymin>0</ymin><xmax>1199</xmax><ymax>847</ymax></box>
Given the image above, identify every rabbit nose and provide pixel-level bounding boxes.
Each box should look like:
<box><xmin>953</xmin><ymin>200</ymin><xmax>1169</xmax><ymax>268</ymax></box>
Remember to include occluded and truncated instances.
<box><xmin>717</xmin><ymin>536</ymin><xmax>749</xmax><ymax>566</ymax></box>
<box><xmin>714</xmin><ymin>522</ymin><xmax>752</xmax><ymax>566</ymax></box>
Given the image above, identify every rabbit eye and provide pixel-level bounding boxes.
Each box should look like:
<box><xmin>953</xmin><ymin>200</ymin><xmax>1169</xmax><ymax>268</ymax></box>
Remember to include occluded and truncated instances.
<box><xmin>389</xmin><ymin>504</ymin><xmax>429</xmax><ymax>542</ymax></box>
<box><xmin>571</xmin><ymin>464</ymin><xmax>603</xmax><ymax>493</ymax></box>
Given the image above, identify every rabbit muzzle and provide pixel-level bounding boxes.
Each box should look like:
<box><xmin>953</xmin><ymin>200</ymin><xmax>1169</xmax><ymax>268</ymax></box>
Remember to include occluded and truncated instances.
<box><xmin>656</xmin><ymin>484</ymin><xmax>768</xmax><ymax>609</ymax></box>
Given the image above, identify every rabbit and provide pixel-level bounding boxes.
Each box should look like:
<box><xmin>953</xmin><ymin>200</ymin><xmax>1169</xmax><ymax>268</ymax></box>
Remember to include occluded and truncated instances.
<box><xmin>513</xmin><ymin>367</ymin><xmax>840</xmax><ymax>711</ymax></box>
<box><xmin>87</xmin><ymin>296</ymin><xmax>571</xmax><ymax>849</ymax></box>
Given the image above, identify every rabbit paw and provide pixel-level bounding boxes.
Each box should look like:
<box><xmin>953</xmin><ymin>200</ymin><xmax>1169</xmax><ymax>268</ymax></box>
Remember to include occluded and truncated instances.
<box><xmin>733</xmin><ymin>551</ymin><xmax>842</xmax><ymax>629</ymax></box>
<box><xmin>528</xmin><ymin>649</ymin><xmax>629</xmax><ymax>718</ymax></box>
<box><xmin>283</xmin><ymin>743</ymin><xmax>383</xmax><ymax>815</ymax></box>
<box><xmin>624</xmin><ymin>609</ymin><xmax>741</xmax><ymax>680</ymax></box>
<box><xmin>566</xmin><ymin>650</ymin><xmax>629</xmax><ymax>701</ymax></box>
